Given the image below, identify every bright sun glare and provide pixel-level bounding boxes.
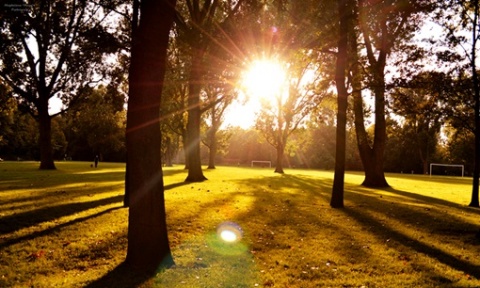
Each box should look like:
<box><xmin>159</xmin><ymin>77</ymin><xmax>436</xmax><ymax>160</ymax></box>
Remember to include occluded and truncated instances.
<box><xmin>242</xmin><ymin>59</ymin><xmax>287</xmax><ymax>101</ymax></box>
<box><xmin>217</xmin><ymin>222</ymin><xmax>242</xmax><ymax>243</ymax></box>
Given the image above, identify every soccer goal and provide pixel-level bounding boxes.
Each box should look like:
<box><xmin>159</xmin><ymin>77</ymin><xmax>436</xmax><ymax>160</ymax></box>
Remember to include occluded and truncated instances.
<box><xmin>429</xmin><ymin>163</ymin><xmax>464</xmax><ymax>177</ymax></box>
<box><xmin>251</xmin><ymin>160</ymin><xmax>272</xmax><ymax>168</ymax></box>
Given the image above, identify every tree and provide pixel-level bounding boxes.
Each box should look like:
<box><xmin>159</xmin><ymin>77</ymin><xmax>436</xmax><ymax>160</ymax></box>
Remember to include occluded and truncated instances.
<box><xmin>390</xmin><ymin>72</ymin><xmax>444</xmax><ymax>174</ymax></box>
<box><xmin>174</xmin><ymin>0</ymin><xmax>254</xmax><ymax>182</ymax></box>
<box><xmin>0</xmin><ymin>0</ymin><xmax>121</xmax><ymax>169</ymax></box>
<box><xmin>63</xmin><ymin>86</ymin><xmax>126</xmax><ymax>162</ymax></box>
<box><xmin>162</xmin><ymin>28</ymin><xmax>190</xmax><ymax>169</ymax></box>
<box><xmin>351</xmin><ymin>0</ymin><xmax>433</xmax><ymax>187</ymax></box>
<box><xmin>202</xmin><ymin>86</ymin><xmax>234</xmax><ymax>169</ymax></box>
<box><xmin>125</xmin><ymin>0</ymin><xmax>177</xmax><ymax>271</ymax></box>
<box><xmin>0</xmin><ymin>82</ymin><xmax>15</xmax><ymax>155</ymax></box>
<box><xmin>255</xmin><ymin>54</ymin><xmax>328</xmax><ymax>173</ymax></box>
<box><xmin>330</xmin><ymin>0</ymin><xmax>351</xmax><ymax>208</ymax></box>
<box><xmin>436</xmin><ymin>0</ymin><xmax>480</xmax><ymax>207</ymax></box>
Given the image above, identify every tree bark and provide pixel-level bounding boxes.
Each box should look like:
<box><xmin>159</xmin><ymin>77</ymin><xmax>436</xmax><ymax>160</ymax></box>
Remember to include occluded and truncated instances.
<box><xmin>207</xmin><ymin>134</ymin><xmax>217</xmax><ymax>169</ymax></box>
<box><xmin>274</xmin><ymin>143</ymin><xmax>285</xmax><ymax>174</ymax></box>
<box><xmin>185</xmin><ymin>52</ymin><xmax>207</xmax><ymax>182</ymax></box>
<box><xmin>38</xmin><ymin>96</ymin><xmax>56</xmax><ymax>170</ymax></box>
<box><xmin>125</xmin><ymin>0</ymin><xmax>176</xmax><ymax>272</ymax></box>
<box><xmin>165</xmin><ymin>136</ymin><xmax>174</xmax><ymax>167</ymax></box>
<box><xmin>330</xmin><ymin>0</ymin><xmax>350</xmax><ymax>208</ymax></box>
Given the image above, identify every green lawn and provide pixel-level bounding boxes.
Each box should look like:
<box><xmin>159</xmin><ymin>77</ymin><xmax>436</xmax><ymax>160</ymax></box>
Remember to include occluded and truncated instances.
<box><xmin>0</xmin><ymin>161</ymin><xmax>479</xmax><ymax>287</ymax></box>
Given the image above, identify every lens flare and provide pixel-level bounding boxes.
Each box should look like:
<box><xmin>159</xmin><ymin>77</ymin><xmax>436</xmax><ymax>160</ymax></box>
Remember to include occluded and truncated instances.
<box><xmin>220</xmin><ymin>230</ymin><xmax>238</xmax><ymax>242</ymax></box>
<box><xmin>217</xmin><ymin>222</ymin><xmax>243</xmax><ymax>243</ymax></box>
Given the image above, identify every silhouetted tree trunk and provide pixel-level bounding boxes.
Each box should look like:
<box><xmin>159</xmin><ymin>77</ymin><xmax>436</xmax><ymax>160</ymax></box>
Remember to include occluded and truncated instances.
<box><xmin>274</xmin><ymin>143</ymin><xmax>285</xmax><ymax>174</ymax></box>
<box><xmin>207</xmin><ymin>129</ymin><xmax>217</xmax><ymax>169</ymax></box>
<box><xmin>185</xmin><ymin>54</ymin><xmax>207</xmax><ymax>182</ymax></box>
<box><xmin>125</xmin><ymin>0</ymin><xmax>176</xmax><ymax>271</ymax></box>
<box><xmin>38</xmin><ymin>97</ymin><xmax>56</xmax><ymax>169</ymax></box>
<box><xmin>352</xmin><ymin>0</ymin><xmax>391</xmax><ymax>188</ymax></box>
<box><xmin>182</xmin><ymin>130</ymin><xmax>189</xmax><ymax>169</ymax></box>
<box><xmin>470</xmin><ymin>0</ymin><xmax>480</xmax><ymax>208</ymax></box>
<box><xmin>331</xmin><ymin>0</ymin><xmax>350</xmax><ymax>208</ymax></box>
<box><xmin>124</xmin><ymin>0</ymin><xmax>140</xmax><ymax>208</ymax></box>
<box><xmin>164</xmin><ymin>136</ymin><xmax>174</xmax><ymax>167</ymax></box>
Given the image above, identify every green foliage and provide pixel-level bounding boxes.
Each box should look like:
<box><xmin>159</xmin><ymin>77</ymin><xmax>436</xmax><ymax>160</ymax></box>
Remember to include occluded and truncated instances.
<box><xmin>0</xmin><ymin>82</ymin><xmax>15</xmax><ymax>148</ymax></box>
<box><xmin>63</xmin><ymin>86</ymin><xmax>126</xmax><ymax>162</ymax></box>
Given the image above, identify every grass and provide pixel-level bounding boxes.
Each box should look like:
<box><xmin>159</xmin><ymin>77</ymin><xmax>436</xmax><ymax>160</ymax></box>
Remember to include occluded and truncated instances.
<box><xmin>0</xmin><ymin>161</ymin><xmax>479</xmax><ymax>287</ymax></box>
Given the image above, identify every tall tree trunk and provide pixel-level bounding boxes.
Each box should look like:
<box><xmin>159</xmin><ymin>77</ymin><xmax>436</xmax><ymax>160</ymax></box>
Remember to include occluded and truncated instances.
<box><xmin>353</xmin><ymin>0</ymin><xmax>390</xmax><ymax>188</ymax></box>
<box><xmin>470</xmin><ymin>0</ymin><xmax>480</xmax><ymax>207</ymax></box>
<box><xmin>274</xmin><ymin>143</ymin><xmax>285</xmax><ymax>174</ymax></box>
<box><xmin>207</xmin><ymin>134</ymin><xmax>217</xmax><ymax>169</ymax></box>
<box><xmin>182</xmin><ymin>130</ymin><xmax>189</xmax><ymax>169</ymax></box>
<box><xmin>124</xmin><ymin>0</ymin><xmax>140</xmax><ymax>208</ymax></box>
<box><xmin>366</xmin><ymin>72</ymin><xmax>389</xmax><ymax>187</ymax></box>
<box><xmin>165</xmin><ymin>136</ymin><xmax>174</xmax><ymax>167</ymax></box>
<box><xmin>330</xmin><ymin>0</ymin><xmax>350</xmax><ymax>208</ymax></box>
<box><xmin>38</xmin><ymin>96</ymin><xmax>56</xmax><ymax>170</ymax></box>
<box><xmin>185</xmin><ymin>53</ymin><xmax>207</xmax><ymax>182</ymax></box>
<box><xmin>125</xmin><ymin>0</ymin><xmax>176</xmax><ymax>272</ymax></box>
<box><xmin>124</xmin><ymin>160</ymin><xmax>129</xmax><ymax>207</ymax></box>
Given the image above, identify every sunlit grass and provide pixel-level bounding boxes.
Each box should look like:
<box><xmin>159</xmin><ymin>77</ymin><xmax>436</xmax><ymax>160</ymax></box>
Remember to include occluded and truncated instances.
<box><xmin>0</xmin><ymin>162</ymin><xmax>479</xmax><ymax>287</ymax></box>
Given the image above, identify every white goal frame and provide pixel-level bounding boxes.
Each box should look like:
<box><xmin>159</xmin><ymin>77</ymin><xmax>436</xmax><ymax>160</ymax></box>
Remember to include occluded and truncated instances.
<box><xmin>429</xmin><ymin>163</ymin><xmax>464</xmax><ymax>177</ymax></box>
<box><xmin>251</xmin><ymin>160</ymin><xmax>272</xmax><ymax>168</ymax></box>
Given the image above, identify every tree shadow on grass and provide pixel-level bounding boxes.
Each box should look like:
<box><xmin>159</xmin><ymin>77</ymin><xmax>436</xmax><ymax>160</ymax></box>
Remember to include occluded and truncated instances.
<box><xmin>231</xmin><ymin>173</ymin><xmax>480</xmax><ymax>283</ymax></box>
<box><xmin>379</xmin><ymin>185</ymin><xmax>480</xmax><ymax>216</ymax></box>
<box><xmin>0</xmin><ymin>206</ymin><xmax>123</xmax><ymax>250</ymax></box>
<box><xmin>0</xmin><ymin>195</ymin><xmax>123</xmax><ymax>235</ymax></box>
<box><xmin>84</xmin><ymin>261</ymin><xmax>166</xmax><ymax>288</ymax></box>
<box><xmin>343</xmin><ymin>185</ymin><xmax>480</xmax><ymax>278</ymax></box>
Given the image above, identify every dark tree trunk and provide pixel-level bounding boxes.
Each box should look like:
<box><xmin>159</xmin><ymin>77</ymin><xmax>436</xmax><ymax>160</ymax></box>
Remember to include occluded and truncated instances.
<box><xmin>470</xmin><ymin>0</ymin><xmax>480</xmax><ymax>208</ymax></box>
<box><xmin>182</xmin><ymin>130</ymin><xmax>189</xmax><ymax>169</ymax></box>
<box><xmin>124</xmin><ymin>0</ymin><xmax>139</xmax><ymax>208</ymax></box>
<box><xmin>38</xmin><ymin>96</ymin><xmax>56</xmax><ymax>170</ymax></box>
<box><xmin>125</xmin><ymin>0</ymin><xmax>176</xmax><ymax>272</ymax></box>
<box><xmin>124</xmin><ymin>161</ymin><xmax>129</xmax><ymax>207</ymax></box>
<box><xmin>352</xmin><ymin>7</ymin><xmax>389</xmax><ymax>188</ymax></box>
<box><xmin>274</xmin><ymin>144</ymin><xmax>285</xmax><ymax>174</ymax></box>
<box><xmin>185</xmin><ymin>53</ymin><xmax>207</xmax><ymax>182</ymax></box>
<box><xmin>330</xmin><ymin>0</ymin><xmax>350</xmax><ymax>208</ymax></box>
<box><xmin>165</xmin><ymin>136</ymin><xmax>174</xmax><ymax>167</ymax></box>
<box><xmin>207</xmin><ymin>136</ymin><xmax>217</xmax><ymax>169</ymax></box>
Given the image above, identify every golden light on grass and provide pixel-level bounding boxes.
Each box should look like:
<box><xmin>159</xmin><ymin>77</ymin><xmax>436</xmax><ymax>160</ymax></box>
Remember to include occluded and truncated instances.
<box><xmin>2</xmin><ymin>163</ymin><xmax>480</xmax><ymax>287</ymax></box>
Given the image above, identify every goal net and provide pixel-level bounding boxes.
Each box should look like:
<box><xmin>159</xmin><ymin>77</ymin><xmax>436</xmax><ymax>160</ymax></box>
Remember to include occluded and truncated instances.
<box><xmin>429</xmin><ymin>163</ymin><xmax>464</xmax><ymax>177</ymax></box>
<box><xmin>251</xmin><ymin>160</ymin><xmax>272</xmax><ymax>168</ymax></box>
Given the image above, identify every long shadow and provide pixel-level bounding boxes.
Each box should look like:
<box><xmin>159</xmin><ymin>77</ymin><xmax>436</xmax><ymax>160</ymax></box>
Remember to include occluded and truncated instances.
<box><xmin>378</xmin><ymin>186</ymin><xmax>480</xmax><ymax>216</ymax></box>
<box><xmin>84</xmin><ymin>261</ymin><xmax>157</xmax><ymax>288</ymax></box>
<box><xmin>0</xmin><ymin>195</ymin><xmax>123</xmax><ymax>235</ymax></box>
<box><xmin>0</xmin><ymin>206</ymin><xmax>123</xmax><ymax>249</ymax></box>
<box><xmin>0</xmin><ymin>183</ymin><xmax>125</xmax><ymax>212</ymax></box>
<box><xmin>164</xmin><ymin>181</ymin><xmax>190</xmax><ymax>191</ymax></box>
<box><xmin>386</xmin><ymin>173</ymin><xmax>471</xmax><ymax>185</ymax></box>
<box><xmin>0</xmin><ymin>170</ymin><xmax>126</xmax><ymax>191</ymax></box>
<box><xmin>162</xmin><ymin>167</ymin><xmax>188</xmax><ymax>177</ymax></box>
<box><xmin>343</xmin><ymin>202</ymin><xmax>480</xmax><ymax>279</ymax></box>
<box><xmin>231</xmin><ymin>173</ymin><xmax>480</xmax><ymax>282</ymax></box>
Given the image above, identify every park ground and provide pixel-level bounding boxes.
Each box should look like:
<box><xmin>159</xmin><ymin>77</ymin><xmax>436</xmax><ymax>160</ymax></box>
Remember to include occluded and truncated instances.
<box><xmin>0</xmin><ymin>162</ymin><xmax>479</xmax><ymax>287</ymax></box>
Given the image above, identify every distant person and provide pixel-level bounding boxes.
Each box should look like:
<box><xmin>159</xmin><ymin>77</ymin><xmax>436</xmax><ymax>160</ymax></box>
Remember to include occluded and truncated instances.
<box><xmin>94</xmin><ymin>155</ymin><xmax>99</xmax><ymax>168</ymax></box>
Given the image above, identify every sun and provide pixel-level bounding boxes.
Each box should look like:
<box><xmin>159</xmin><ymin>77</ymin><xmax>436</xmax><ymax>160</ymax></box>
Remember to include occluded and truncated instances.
<box><xmin>242</xmin><ymin>59</ymin><xmax>287</xmax><ymax>102</ymax></box>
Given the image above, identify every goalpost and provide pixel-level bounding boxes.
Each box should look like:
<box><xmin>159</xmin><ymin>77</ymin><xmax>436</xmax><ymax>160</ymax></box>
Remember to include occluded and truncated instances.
<box><xmin>251</xmin><ymin>160</ymin><xmax>272</xmax><ymax>168</ymax></box>
<box><xmin>429</xmin><ymin>163</ymin><xmax>464</xmax><ymax>177</ymax></box>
